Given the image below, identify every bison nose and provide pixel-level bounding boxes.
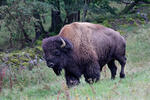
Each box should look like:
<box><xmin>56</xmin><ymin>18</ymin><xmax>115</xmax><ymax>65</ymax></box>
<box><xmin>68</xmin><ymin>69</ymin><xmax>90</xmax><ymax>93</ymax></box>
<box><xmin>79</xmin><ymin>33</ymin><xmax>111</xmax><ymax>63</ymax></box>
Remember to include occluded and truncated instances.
<box><xmin>48</xmin><ymin>62</ymin><xmax>55</xmax><ymax>68</ymax></box>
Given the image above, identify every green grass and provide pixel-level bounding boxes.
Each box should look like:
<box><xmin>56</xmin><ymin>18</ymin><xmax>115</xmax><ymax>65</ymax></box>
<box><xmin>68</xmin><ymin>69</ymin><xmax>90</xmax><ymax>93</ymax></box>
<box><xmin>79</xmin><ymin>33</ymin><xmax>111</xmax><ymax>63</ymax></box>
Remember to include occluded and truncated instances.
<box><xmin>1</xmin><ymin>68</ymin><xmax>150</xmax><ymax>100</ymax></box>
<box><xmin>1</xmin><ymin>23</ymin><xmax>150</xmax><ymax>100</ymax></box>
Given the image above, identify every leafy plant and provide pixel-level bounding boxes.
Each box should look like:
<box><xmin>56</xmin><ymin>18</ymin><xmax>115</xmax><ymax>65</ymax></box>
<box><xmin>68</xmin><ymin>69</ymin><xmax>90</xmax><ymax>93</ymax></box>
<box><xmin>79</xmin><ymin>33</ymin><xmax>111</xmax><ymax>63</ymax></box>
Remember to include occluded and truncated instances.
<box><xmin>0</xmin><ymin>0</ymin><xmax>50</xmax><ymax>48</ymax></box>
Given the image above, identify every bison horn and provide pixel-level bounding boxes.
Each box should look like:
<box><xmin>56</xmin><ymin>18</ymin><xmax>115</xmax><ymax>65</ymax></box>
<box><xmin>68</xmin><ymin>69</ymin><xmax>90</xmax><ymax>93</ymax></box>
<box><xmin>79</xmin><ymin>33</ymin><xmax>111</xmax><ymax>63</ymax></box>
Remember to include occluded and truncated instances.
<box><xmin>60</xmin><ymin>37</ymin><xmax>66</xmax><ymax>48</ymax></box>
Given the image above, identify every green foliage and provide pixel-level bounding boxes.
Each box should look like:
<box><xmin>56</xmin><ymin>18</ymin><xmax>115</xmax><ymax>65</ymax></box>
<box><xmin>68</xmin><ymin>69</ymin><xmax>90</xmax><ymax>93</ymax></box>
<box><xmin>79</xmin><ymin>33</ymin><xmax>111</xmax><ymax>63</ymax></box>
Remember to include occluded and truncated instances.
<box><xmin>102</xmin><ymin>20</ymin><xmax>112</xmax><ymax>27</ymax></box>
<box><xmin>0</xmin><ymin>0</ymin><xmax>50</xmax><ymax>48</ymax></box>
<box><xmin>63</xmin><ymin>0</ymin><xmax>84</xmax><ymax>12</ymax></box>
<box><xmin>117</xmin><ymin>30</ymin><xmax>126</xmax><ymax>35</ymax></box>
<box><xmin>0</xmin><ymin>0</ymin><xmax>149</xmax><ymax>49</ymax></box>
<box><xmin>35</xmin><ymin>40</ymin><xmax>42</xmax><ymax>45</ymax></box>
<box><xmin>49</xmin><ymin>32</ymin><xmax>58</xmax><ymax>36</ymax></box>
<box><xmin>89</xmin><ymin>0</ymin><xmax>117</xmax><ymax>15</ymax></box>
<box><xmin>0</xmin><ymin>46</ymin><xmax>43</xmax><ymax>70</ymax></box>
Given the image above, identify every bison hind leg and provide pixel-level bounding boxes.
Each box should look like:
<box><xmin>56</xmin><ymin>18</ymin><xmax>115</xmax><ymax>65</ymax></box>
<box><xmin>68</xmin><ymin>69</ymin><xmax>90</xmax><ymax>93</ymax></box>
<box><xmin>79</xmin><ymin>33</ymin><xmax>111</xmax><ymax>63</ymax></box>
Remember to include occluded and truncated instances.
<box><xmin>107</xmin><ymin>60</ymin><xmax>117</xmax><ymax>79</ymax></box>
<box><xmin>83</xmin><ymin>62</ymin><xmax>100</xmax><ymax>84</ymax></box>
<box><xmin>116</xmin><ymin>56</ymin><xmax>127</xmax><ymax>78</ymax></box>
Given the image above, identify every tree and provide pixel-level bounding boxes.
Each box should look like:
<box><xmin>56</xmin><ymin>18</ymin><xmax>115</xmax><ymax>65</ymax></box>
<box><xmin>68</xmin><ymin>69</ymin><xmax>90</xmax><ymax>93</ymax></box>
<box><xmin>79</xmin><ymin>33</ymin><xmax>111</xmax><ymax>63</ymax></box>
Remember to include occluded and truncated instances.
<box><xmin>48</xmin><ymin>0</ymin><xmax>63</xmax><ymax>33</ymax></box>
<box><xmin>0</xmin><ymin>0</ymin><xmax>50</xmax><ymax>48</ymax></box>
<box><xmin>0</xmin><ymin>0</ymin><xmax>7</xmax><ymax>24</ymax></box>
<box><xmin>48</xmin><ymin>0</ymin><xmax>83</xmax><ymax>33</ymax></box>
<box><xmin>120</xmin><ymin>0</ymin><xmax>150</xmax><ymax>14</ymax></box>
<box><xmin>63</xmin><ymin>0</ymin><xmax>83</xmax><ymax>24</ymax></box>
<box><xmin>120</xmin><ymin>0</ymin><xmax>140</xmax><ymax>14</ymax></box>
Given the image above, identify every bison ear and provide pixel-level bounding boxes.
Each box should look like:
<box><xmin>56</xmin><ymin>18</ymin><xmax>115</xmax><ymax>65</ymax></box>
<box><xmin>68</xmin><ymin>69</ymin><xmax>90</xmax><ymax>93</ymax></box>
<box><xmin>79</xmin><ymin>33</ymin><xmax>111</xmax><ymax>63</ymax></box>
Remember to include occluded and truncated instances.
<box><xmin>57</xmin><ymin>37</ymin><xmax>73</xmax><ymax>53</ymax></box>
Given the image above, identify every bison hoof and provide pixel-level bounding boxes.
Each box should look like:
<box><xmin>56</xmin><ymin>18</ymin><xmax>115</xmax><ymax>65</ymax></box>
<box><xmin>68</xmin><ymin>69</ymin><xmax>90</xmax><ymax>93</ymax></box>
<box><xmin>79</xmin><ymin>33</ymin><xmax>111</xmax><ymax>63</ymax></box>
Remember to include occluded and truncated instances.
<box><xmin>67</xmin><ymin>80</ymin><xmax>80</xmax><ymax>88</ymax></box>
<box><xmin>120</xmin><ymin>73</ymin><xmax>125</xmax><ymax>78</ymax></box>
<box><xmin>85</xmin><ymin>78</ymin><xmax>99</xmax><ymax>84</ymax></box>
<box><xmin>111</xmin><ymin>77</ymin><xmax>115</xmax><ymax>80</ymax></box>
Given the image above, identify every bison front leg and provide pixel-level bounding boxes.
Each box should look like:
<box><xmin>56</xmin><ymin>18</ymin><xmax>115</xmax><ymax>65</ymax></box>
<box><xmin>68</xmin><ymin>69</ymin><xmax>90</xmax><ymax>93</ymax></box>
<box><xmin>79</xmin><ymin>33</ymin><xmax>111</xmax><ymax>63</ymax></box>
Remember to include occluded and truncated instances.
<box><xmin>65</xmin><ymin>71</ymin><xmax>80</xmax><ymax>88</ymax></box>
<box><xmin>84</xmin><ymin>62</ymin><xmax>100</xmax><ymax>84</ymax></box>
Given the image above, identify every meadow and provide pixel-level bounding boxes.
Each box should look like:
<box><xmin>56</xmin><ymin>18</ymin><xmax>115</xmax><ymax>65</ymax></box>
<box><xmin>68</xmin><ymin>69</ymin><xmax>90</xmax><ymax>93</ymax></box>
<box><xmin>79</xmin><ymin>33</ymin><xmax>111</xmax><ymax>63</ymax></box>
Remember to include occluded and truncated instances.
<box><xmin>0</xmin><ymin>23</ymin><xmax>150</xmax><ymax>100</ymax></box>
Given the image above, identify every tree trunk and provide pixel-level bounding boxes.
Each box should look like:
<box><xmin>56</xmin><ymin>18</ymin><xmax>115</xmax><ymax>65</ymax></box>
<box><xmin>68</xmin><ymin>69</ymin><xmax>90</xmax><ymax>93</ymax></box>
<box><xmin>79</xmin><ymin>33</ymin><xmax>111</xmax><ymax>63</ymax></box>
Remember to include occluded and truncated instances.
<box><xmin>82</xmin><ymin>1</ymin><xmax>88</xmax><ymax>22</ymax></box>
<box><xmin>33</xmin><ymin>21</ymin><xmax>48</xmax><ymax>43</ymax></box>
<box><xmin>0</xmin><ymin>0</ymin><xmax>7</xmax><ymax>6</ymax></box>
<box><xmin>49</xmin><ymin>9</ymin><xmax>63</xmax><ymax>33</ymax></box>
<box><xmin>64</xmin><ymin>10</ymin><xmax>80</xmax><ymax>24</ymax></box>
<box><xmin>33</xmin><ymin>10</ymin><xmax>48</xmax><ymax>43</ymax></box>
<box><xmin>0</xmin><ymin>0</ymin><xmax>7</xmax><ymax>26</ymax></box>
<box><xmin>77</xmin><ymin>11</ymin><xmax>80</xmax><ymax>21</ymax></box>
<box><xmin>17</xmin><ymin>20</ymin><xmax>32</xmax><ymax>44</ymax></box>
<box><xmin>49</xmin><ymin>0</ymin><xmax>63</xmax><ymax>33</ymax></box>
<box><xmin>6</xmin><ymin>26</ymin><xmax>13</xmax><ymax>48</ymax></box>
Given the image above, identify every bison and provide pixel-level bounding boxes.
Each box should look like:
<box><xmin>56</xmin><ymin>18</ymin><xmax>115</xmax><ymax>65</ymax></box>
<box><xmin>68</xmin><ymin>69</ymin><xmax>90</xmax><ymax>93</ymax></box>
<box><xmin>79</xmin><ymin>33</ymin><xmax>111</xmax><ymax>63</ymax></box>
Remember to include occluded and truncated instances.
<box><xmin>42</xmin><ymin>22</ymin><xmax>126</xmax><ymax>87</ymax></box>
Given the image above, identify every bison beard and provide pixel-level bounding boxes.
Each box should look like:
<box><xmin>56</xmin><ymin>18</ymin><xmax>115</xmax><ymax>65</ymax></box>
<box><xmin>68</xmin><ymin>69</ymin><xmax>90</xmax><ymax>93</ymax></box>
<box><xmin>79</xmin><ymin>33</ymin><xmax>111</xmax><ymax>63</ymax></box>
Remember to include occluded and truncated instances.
<box><xmin>42</xmin><ymin>22</ymin><xmax>127</xmax><ymax>88</ymax></box>
<box><xmin>53</xmin><ymin>67</ymin><xmax>62</xmax><ymax>76</ymax></box>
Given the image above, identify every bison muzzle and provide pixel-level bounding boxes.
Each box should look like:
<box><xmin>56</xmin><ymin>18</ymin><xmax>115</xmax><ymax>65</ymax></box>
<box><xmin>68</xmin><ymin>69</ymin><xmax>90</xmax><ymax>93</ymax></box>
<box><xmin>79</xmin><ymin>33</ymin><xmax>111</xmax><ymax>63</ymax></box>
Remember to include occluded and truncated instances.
<box><xmin>42</xmin><ymin>22</ymin><xmax>127</xmax><ymax>87</ymax></box>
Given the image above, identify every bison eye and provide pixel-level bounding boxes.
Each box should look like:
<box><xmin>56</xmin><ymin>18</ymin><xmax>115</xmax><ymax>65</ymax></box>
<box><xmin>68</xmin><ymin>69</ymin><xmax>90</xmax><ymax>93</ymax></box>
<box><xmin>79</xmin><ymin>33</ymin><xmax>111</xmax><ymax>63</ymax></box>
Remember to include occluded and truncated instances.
<box><xmin>54</xmin><ymin>50</ymin><xmax>61</xmax><ymax>56</ymax></box>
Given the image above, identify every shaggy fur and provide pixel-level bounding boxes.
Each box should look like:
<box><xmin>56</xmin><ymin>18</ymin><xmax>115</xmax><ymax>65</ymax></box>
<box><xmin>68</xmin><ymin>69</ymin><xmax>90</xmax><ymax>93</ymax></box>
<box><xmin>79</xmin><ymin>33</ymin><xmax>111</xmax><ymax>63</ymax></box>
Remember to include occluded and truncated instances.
<box><xmin>42</xmin><ymin>22</ymin><xmax>126</xmax><ymax>87</ymax></box>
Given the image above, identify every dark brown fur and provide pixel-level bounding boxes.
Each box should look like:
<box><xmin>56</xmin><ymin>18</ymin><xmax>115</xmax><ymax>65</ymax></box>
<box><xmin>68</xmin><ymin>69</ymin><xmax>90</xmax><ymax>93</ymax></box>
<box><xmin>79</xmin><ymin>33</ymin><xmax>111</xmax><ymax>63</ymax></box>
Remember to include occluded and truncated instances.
<box><xmin>42</xmin><ymin>22</ymin><xmax>126</xmax><ymax>87</ymax></box>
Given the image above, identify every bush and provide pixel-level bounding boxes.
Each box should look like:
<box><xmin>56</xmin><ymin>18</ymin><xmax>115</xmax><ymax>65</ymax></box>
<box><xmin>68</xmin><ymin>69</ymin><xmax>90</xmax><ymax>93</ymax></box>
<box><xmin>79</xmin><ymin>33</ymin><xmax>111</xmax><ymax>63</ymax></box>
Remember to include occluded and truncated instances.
<box><xmin>0</xmin><ymin>46</ymin><xmax>43</xmax><ymax>70</ymax></box>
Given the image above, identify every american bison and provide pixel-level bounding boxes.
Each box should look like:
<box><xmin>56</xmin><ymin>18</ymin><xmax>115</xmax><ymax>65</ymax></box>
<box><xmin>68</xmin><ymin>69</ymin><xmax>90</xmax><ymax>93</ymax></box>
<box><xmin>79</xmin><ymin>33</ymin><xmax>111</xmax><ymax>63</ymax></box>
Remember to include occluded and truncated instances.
<box><xmin>42</xmin><ymin>22</ymin><xmax>126</xmax><ymax>87</ymax></box>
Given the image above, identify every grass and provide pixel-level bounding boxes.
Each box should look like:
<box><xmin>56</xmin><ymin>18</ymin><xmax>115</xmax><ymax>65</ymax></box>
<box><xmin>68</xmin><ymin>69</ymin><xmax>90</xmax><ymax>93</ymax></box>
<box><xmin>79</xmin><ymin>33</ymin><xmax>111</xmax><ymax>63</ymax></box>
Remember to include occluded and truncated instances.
<box><xmin>0</xmin><ymin>23</ymin><xmax>150</xmax><ymax>100</ymax></box>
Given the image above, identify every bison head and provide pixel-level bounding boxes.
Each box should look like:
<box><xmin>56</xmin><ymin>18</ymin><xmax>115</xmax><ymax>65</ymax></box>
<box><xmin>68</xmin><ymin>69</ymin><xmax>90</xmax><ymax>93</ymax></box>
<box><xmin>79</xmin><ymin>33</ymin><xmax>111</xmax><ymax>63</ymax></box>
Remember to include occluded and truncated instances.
<box><xmin>42</xmin><ymin>36</ymin><xmax>73</xmax><ymax>75</ymax></box>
